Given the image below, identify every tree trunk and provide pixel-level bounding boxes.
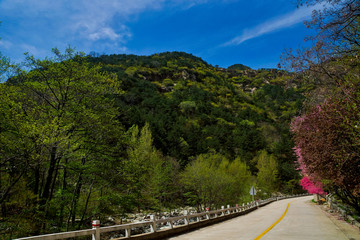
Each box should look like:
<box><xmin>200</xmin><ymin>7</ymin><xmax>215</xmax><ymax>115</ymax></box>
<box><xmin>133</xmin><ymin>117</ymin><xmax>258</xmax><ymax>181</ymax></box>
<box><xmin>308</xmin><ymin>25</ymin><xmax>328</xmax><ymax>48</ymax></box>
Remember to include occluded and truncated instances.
<box><xmin>78</xmin><ymin>180</ymin><xmax>94</xmax><ymax>229</ymax></box>
<box><xmin>49</xmin><ymin>157</ymin><xmax>62</xmax><ymax>200</ymax></box>
<box><xmin>71</xmin><ymin>173</ymin><xmax>82</xmax><ymax>227</ymax></box>
<box><xmin>66</xmin><ymin>171</ymin><xmax>83</xmax><ymax>230</ymax></box>
<box><xmin>58</xmin><ymin>160</ymin><xmax>67</xmax><ymax>228</ymax></box>
<box><xmin>41</xmin><ymin>145</ymin><xmax>57</xmax><ymax>206</ymax></box>
<box><xmin>33</xmin><ymin>165</ymin><xmax>40</xmax><ymax>195</ymax></box>
<box><xmin>0</xmin><ymin>171</ymin><xmax>25</xmax><ymax>205</ymax></box>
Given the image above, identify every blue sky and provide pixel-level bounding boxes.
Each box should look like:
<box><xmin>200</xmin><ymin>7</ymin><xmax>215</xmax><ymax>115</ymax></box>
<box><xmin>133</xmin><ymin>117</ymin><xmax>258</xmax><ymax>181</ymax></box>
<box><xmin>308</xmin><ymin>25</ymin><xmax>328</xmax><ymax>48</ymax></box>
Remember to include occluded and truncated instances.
<box><xmin>0</xmin><ymin>0</ymin><xmax>322</xmax><ymax>69</ymax></box>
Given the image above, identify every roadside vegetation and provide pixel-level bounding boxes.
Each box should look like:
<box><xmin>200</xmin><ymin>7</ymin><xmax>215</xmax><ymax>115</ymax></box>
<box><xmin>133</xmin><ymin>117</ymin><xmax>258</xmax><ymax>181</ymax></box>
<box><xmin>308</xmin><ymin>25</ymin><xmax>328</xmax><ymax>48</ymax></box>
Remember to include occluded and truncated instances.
<box><xmin>282</xmin><ymin>0</ymin><xmax>360</xmax><ymax>214</ymax></box>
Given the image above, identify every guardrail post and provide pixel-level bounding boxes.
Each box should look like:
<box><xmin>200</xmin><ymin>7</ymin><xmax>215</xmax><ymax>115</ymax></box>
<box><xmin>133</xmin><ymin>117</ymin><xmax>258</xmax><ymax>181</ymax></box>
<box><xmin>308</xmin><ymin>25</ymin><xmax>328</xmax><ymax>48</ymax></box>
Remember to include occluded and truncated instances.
<box><xmin>205</xmin><ymin>208</ymin><xmax>210</xmax><ymax>219</ymax></box>
<box><xmin>184</xmin><ymin>210</ymin><xmax>189</xmax><ymax>225</ymax></box>
<box><xmin>227</xmin><ymin>205</ymin><xmax>230</xmax><ymax>214</ymax></box>
<box><xmin>221</xmin><ymin>206</ymin><xmax>225</xmax><ymax>216</ymax></box>
<box><xmin>92</xmin><ymin>220</ymin><xmax>100</xmax><ymax>240</ymax></box>
<box><xmin>169</xmin><ymin>219</ymin><xmax>174</xmax><ymax>229</ymax></box>
<box><xmin>235</xmin><ymin>204</ymin><xmax>239</xmax><ymax>212</ymax></box>
<box><xmin>125</xmin><ymin>226</ymin><xmax>131</xmax><ymax>238</ymax></box>
<box><xmin>328</xmin><ymin>196</ymin><xmax>333</xmax><ymax>210</ymax></box>
<box><xmin>150</xmin><ymin>215</ymin><xmax>157</xmax><ymax>232</ymax></box>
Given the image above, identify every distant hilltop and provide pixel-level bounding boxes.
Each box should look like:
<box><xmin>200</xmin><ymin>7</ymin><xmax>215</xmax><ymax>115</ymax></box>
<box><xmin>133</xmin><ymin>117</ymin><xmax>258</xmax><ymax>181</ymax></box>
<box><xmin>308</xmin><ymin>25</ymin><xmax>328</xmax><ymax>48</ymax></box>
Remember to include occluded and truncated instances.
<box><xmin>227</xmin><ymin>64</ymin><xmax>251</xmax><ymax>70</ymax></box>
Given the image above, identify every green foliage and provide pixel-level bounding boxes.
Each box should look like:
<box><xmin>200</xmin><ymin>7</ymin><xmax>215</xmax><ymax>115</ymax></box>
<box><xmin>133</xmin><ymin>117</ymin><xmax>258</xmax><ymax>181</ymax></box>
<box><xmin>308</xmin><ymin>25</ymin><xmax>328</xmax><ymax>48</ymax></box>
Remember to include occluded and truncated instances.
<box><xmin>179</xmin><ymin>101</ymin><xmax>197</xmax><ymax>115</ymax></box>
<box><xmin>254</xmin><ymin>150</ymin><xmax>280</xmax><ymax>196</ymax></box>
<box><xmin>93</xmin><ymin>52</ymin><xmax>296</xmax><ymax>166</ymax></box>
<box><xmin>0</xmin><ymin>48</ymin><xmax>125</xmax><ymax>237</ymax></box>
<box><xmin>227</xmin><ymin>64</ymin><xmax>251</xmax><ymax>70</ymax></box>
<box><xmin>181</xmin><ymin>152</ymin><xmax>252</xmax><ymax>210</ymax></box>
<box><xmin>88</xmin><ymin>50</ymin><xmax>304</xmax><ymax>197</ymax></box>
<box><xmin>124</xmin><ymin>123</ymin><xmax>181</xmax><ymax>211</ymax></box>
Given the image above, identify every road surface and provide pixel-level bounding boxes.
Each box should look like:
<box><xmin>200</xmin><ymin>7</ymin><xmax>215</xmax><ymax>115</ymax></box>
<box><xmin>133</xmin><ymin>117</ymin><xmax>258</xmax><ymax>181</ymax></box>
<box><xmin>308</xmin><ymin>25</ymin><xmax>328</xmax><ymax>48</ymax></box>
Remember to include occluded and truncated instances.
<box><xmin>167</xmin><ymin>196</ymin><xmax>360</xmax><ymax>240</ymax></box>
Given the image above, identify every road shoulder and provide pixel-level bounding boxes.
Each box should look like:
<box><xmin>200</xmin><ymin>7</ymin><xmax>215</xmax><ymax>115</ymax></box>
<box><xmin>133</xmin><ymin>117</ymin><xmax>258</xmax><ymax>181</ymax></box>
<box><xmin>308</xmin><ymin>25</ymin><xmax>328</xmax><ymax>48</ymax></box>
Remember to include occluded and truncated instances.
<box><xmin>309</xmin><ymin>201</ymin><xmax>360</xmax><ymax>240</ymax></box>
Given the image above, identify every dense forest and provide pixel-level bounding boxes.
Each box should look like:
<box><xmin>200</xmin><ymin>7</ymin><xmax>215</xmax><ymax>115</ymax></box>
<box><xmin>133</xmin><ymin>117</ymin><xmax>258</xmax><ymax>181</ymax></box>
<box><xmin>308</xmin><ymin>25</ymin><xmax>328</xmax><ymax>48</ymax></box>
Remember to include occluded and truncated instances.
<box><xmin>0</xmin><ymin>49</ymin><xmax>306</xmax><ymax>238</ymax></box>
<box><xmin>1</xmin><ymin>0</ymin><xmax>359</xmax><ymax>238</ymax></box>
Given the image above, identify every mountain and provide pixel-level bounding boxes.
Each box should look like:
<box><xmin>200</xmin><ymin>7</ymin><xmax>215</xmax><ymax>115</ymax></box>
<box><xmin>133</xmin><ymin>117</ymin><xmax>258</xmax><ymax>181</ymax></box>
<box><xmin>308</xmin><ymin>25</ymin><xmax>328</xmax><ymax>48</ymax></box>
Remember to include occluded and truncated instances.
<box><xmin>88</xmin><ymin>51</ymin><xmax>305</xmax><ymax>178</ymax></box>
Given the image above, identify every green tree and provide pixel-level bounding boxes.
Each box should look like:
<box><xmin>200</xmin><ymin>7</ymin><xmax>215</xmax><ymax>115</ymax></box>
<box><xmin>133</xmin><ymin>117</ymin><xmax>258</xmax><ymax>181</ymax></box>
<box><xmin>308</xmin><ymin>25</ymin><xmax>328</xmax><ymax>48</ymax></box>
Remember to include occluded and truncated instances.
<box><xmin>0</xmin><ymin>48</ymin><xmax>124</xmax><ymax>237</ymax></box>
<box><xmin>124</xmin><ymin>123</ymin><xmax>180</xmax><ymax>211</ymax></box>
<box><xmin>181</xmin><ymin>152</ymin><xmax>253</xmax><ymax>210</ymax></box>
<box><xmin>254</xmin><ymin>150</ymin><xmax>279</xmax><ymax>196</ymax></box>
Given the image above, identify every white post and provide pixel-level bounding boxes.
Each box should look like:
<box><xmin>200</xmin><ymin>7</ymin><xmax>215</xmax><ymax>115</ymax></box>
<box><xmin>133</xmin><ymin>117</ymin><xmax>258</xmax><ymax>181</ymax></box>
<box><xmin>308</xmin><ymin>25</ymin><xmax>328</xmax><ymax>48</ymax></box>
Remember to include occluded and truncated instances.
<box><xmin>184</xmin><ymin>210</ymin><xmax>189</xmax><ymax>225</ymax></box>
<box><xmin>227</xmin><ymin>205</ymin><xmax>230</xmax><ymax>214</ymax></box>
<box><xmin>169</xmin><ymin>220</ymin><xmax>174</xmax><ymax>229</ymax></box>
<box><xmin>125</xmin><ymin>227</ymin><xmax>131</xmax><ymax>238</ymax></box>
<box><xmin>92</xmin><ymin>220</ymin><xmax>100</xmax><ymax>240</ymax></box>
<box><xmin>150</xmin><ymin>215</ymin><xmax>157</xmax><ymax>232</ymax></box>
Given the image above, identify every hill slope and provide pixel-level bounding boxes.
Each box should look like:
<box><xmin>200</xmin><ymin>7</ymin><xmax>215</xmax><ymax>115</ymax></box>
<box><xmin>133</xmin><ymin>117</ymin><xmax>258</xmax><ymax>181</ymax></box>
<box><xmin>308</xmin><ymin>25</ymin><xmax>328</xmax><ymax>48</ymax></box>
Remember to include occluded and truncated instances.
<box><xmin>89</xmin><ymin>52</ymin><xmax>305</xmax><ymax>178</ymax></box>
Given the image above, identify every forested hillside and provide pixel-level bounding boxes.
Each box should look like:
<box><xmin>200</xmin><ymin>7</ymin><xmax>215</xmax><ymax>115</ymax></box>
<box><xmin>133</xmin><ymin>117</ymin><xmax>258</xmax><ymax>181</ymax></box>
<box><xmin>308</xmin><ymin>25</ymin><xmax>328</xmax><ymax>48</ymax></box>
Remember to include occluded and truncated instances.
<box><xmin>89</xmin><ymin>52</ymin><xmax>305</xmax><ymax>175</ymax></box>
<box><xmin>0</xmin><ymin>50</ymin><xmax>306</xmax><ymax>238</ymax></box>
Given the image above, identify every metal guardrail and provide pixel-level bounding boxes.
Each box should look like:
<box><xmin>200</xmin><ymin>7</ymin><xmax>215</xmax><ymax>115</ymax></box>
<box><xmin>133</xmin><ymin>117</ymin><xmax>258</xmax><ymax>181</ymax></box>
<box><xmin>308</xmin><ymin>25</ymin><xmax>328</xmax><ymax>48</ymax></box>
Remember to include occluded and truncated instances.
<box><xmin>16</xmin><ymin>194</ymin><xmax>307</xmax><ymax>240</ymax></box>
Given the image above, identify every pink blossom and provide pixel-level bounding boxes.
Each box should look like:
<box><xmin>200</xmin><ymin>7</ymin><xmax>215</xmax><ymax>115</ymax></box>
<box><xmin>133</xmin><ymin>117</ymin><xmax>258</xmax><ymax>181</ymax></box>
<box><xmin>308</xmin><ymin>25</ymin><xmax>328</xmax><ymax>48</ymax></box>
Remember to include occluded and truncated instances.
<box><xmin>300</xmin><ymin>176</ymin><xmax>326</xmax><ymax>195</ymax></box>
<box><xmin>293</xmin><ymin>146</ymin><xmax>309</xmax><ymax>176</ymax></box>
<box><xmin>290</xmin><ymin>116</ymin><xmax>304</xmax><ymax>133</ymax></box>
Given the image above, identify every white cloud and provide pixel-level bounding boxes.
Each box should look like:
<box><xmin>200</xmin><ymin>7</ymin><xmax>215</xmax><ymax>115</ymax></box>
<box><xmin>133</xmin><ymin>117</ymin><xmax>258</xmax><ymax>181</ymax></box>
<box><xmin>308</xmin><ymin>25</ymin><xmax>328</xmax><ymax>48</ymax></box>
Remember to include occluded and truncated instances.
<box><xmin>223</xmin><ymin>4</ymin><xmax>324</xmax><ymax>46</ymax></box>
<box><xmin>0</xmin><ymin>39</ymin><xmax>12</xmax><ymax>49</ymax></box>
<box><xmin>0</xmin><ymin>0</ymin><xmax>216</xmax><ymax>58</ymax></box>
<box><xmin>0</xmin><ymin>0</ymin><xmax>166</xmax><ymax>42</ymax></box>
<box><xmin>0</xmin><ymin>0</ymin><xmax>209</xmax><ymax>43</ymax></box>
<box><xmin>67</xmin><ymin>0</ymin><xmax>167</xmax><ymax>41</ymax></box>
<box><xmin>88</xmin><ymin>26</ymin><xmax>131</xmax><ymax>41</ymax></box>
<box><xmin>20</xmin><ymin>43</ymin><xmax>47</xmax><ymax>56</ymax></box>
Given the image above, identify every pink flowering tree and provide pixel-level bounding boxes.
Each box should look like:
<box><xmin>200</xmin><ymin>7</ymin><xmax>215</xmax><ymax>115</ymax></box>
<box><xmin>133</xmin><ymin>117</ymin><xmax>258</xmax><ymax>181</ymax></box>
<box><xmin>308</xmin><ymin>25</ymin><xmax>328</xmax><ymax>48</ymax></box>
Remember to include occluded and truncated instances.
<box><xmin>290</xmin><ymin>99</ymin><xmax>360</xmax><ymax>212</ymax></box>
<box><xmin>300</xmin><ymin>176</ymin><xmax>325</xmax><ymax>195</ymax></box>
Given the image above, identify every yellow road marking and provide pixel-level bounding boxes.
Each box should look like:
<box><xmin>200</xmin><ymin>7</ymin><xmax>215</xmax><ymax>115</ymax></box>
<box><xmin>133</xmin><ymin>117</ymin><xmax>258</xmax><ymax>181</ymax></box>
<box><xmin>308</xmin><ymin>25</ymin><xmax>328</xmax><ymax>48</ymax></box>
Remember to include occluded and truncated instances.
<box><xmin>254</xmin><ymin>202</ymin><xmax>291</xmax><ymax>240</ymax></box>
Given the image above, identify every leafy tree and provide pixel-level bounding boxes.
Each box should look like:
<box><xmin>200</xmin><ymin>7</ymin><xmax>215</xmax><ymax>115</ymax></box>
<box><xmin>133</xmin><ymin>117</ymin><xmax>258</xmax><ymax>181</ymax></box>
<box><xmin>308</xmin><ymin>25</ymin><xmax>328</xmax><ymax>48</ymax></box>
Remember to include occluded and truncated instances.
<box><xmin>124</xmin><ymin>123</ymin><xmax>180</xmax><ymax>211</ymax></box>
<box><xmin>254</xmin><ymin>150</ymin><xmax>279</xmax><ymax>196</ymax></box>
<box><xmin>291</xmin><ymin>96</ymin><xmax>360</xmax><ymax>212</ymax></box>
<box><xmin>0</xmin><ymin>48</ymin><xmax>125</xmax><ymax>237</ymax></box>
<box><xmin>283</xmin><ymin>0</ymin><xmax>360</xmax><ymax>213</ymax></box>
<box><xmin>282</xmin><ymin>0</ymin><xmax>360</xmax><ymax>72</ymax></box>
<box><xmin>181</xmin><ymin>152</ymin><xmax>252</xmax><ymax>210</ymax></box>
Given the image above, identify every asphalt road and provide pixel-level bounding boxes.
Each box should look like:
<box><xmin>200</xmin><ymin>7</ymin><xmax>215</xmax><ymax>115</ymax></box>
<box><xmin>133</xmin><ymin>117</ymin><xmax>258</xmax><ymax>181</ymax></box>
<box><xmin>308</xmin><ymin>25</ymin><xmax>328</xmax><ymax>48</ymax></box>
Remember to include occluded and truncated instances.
<box><xmin>167</xmin><ymin>196</ymin><xmax>360</xmax><ymax>240</ymax></box>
